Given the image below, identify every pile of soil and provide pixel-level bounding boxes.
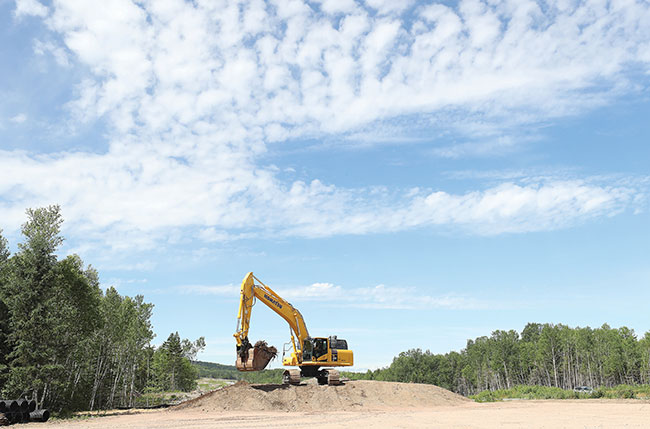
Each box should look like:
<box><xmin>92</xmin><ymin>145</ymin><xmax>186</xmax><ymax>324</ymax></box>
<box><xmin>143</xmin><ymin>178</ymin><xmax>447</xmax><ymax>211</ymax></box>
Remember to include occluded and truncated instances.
<box><xmin>173</xmin><ymin>380</ymin><xmax>470</xmax><ymax>412</ymax></box>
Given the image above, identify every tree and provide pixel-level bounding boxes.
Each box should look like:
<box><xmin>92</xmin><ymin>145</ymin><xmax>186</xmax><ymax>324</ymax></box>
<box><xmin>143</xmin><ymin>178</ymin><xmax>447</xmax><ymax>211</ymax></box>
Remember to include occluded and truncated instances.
<box><xmin>490</xmin><ymin>330</ymin><xmax>519</xmax><ymax>389</ymax></box>
<box><xmin>640</xmin><ymin>332</ymin><xmax>650</xmax><ymax>384</ymax></box>
<box><xmin>47</xmin><ymin>255</ymin><xmax>102</xmax><ymax>409</ymax></box>
<box><xmin>0</xmin><ymin>207</ymin><xmax>159</xmax><ymax>411</ymax></box>
<box><xmin>182</xmin><ymin>336</ymin><xmax>206</xmax><ymax>361</ymax></box>
<box><xmin>88</xmin><ymin>288</ymin><xmax>154</xmax><ymax>410</ymax></box>
<box><xmin>538</xmin><ymin>324</ymin><xmax>563</xmax><ymax>387</ymax></box>
<box><xmin>151</xmin><ymin>332</ymin><xmax>200</xmax><ymax>392</ymax></box>
<box><xmin>0</xmin><ymin>229</ymin><xmax>11</xmax><ymax>381</ymax></box>
<box><xmin>0</xmin><ymin>229</ymin><xmax>8</xmax><ymax>262</ymax></box>
<box><xmin>2</xmin><ymin>206</ymin><xmax>65</xmax><ymax>404</ymax></box>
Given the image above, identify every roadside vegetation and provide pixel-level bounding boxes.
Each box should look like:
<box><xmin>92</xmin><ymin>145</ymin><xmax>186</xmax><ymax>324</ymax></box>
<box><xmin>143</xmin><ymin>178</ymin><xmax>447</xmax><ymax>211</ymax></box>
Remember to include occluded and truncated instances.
<box><xmin>471</xmin><ymin>384</ymin><xmax>650</xmax><ymax>402</ymax></box>
<box><xmin>0</xmin><ymin>206</ymin><xmax>204</xmax><ymax>413</ymax></box>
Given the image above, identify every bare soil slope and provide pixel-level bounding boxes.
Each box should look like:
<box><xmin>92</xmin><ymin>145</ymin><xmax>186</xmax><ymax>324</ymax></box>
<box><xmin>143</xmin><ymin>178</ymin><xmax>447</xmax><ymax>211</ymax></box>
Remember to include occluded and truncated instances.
<box><xmin>174</xmin><ymin>380</ymin><xmax>471</xmax><ymax>412</ymax></box>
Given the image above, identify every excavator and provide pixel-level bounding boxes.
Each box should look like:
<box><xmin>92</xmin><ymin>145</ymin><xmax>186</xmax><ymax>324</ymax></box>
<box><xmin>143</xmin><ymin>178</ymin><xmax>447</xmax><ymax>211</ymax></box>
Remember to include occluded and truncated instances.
<box><xmin>233</xmin><ymin>272</ymin><xmax>353</xmax><ymax>385</ymax></box>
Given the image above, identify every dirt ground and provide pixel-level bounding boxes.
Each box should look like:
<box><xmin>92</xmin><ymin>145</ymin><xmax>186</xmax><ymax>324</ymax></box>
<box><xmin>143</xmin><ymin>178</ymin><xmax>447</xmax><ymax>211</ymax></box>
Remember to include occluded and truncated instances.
<box><xmin>27</xmin><ymin>381</ymin><xmax>650</xmax><ymax>428</ymax></box>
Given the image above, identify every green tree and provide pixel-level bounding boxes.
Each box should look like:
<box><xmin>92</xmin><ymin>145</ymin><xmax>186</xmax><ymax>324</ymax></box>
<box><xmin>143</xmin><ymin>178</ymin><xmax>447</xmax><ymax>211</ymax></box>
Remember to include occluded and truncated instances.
<box><xmin>0</xmin><ymin>229</ymin><xmax>8</xmax><ymax>263</ymax></box>
<box><xmin>151</xmin><ymin>332</ymin><xmax>199</xmax><ymax>392</ymax></box>
<box><xmin>640</xmin><ymin>332</ymin><xmax>650</xmax><ymax>384</ymax></box>
<box><xmin>88</xmin><ymin>288</ymin><xmax>154</xmax><ymax>410</ymax></box>
<box><xmin>1</xmin><ymin>207</ymin><xmax>159</xmax><ymax>411</ymax></box>
<box><xmin>182</xmin><ymin>336</ymin><xmax>206</xmax><ymax>361</ymax></box>
<box><xmin>0</xmin><ymin>229</ymin><xmax>11</xmax><ymax>382</ymax></box>
<box><xmin>48</xmin><ymin>256</ymin><xmax>102</xmax><ymax>409</ymax></box>
<box><xmin>2</xmin><ymin>206</ymin><xmax>65</xmax><ymax>404</ymax></box>
<box><xmin>489</xmin><ymin>330</ymin><xmax>519</xmax><ymax>389</ymax></box>
<box><xmin>538</xmin><ymin>324</ymin><xmax>563</xmax><ymax>387</ymax></box>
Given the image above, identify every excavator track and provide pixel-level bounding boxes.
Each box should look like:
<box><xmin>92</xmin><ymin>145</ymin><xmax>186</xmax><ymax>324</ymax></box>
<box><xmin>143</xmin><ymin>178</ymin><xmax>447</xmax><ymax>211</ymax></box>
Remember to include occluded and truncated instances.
<box><xmin>326</xmin><ymin>369</ymin><xmax>340</xmax><ymax>385</ymax></box>
<box><xmin>282</xmin><ymin>369</ymin><xmax>301</xmax><ymax>385</ymax></box>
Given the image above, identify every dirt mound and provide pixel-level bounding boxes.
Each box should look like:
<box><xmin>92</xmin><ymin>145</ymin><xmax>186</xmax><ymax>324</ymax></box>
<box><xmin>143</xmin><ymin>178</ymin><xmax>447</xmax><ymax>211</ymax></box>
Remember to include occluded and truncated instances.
<box><xmin>174</xmin><ymin>380</ymin><xmax>471</xmax><ymax>412</ymax></box>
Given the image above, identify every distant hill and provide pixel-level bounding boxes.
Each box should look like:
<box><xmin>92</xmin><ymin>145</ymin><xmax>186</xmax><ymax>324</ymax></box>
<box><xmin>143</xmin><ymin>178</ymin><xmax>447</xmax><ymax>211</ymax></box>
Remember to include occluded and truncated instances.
<box><xmin>193</xmin><ymin>360</ymin><xmax>240</xmax><ymax>379</ymax></box>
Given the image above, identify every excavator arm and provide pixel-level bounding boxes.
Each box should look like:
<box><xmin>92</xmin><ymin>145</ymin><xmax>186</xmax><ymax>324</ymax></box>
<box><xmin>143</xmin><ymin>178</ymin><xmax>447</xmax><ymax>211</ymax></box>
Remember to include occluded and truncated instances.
<box><xmin>233</xmin><ymin>272</ymin><xmax>309</xmax><ymax>370</ymax></box>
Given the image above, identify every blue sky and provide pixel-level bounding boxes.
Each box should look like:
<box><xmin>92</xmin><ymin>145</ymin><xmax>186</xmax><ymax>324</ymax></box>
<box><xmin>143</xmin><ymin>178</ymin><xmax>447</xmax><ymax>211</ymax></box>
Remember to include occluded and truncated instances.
<box><xmin>1</xmin><ymin>0</ymin><xmax>649</xmax><ymax>370</ymax></box>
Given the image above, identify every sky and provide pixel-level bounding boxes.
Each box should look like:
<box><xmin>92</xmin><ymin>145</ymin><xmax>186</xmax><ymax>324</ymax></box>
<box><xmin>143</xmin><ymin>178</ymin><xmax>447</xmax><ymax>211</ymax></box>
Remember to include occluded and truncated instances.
<box><xmin>0</xmin><ymin>0</ymin><xmax>649</xmax><ymax>370</ymax></box>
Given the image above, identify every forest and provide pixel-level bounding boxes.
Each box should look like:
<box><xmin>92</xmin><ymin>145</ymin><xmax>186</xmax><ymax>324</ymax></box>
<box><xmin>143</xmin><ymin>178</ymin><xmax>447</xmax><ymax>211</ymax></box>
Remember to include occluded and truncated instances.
<box><xmin>351</xmin><ymin>323</ymin><xmax>650</xmax><ymax>396</ymax></box>
<box><xmin>0</xmin><ymin>206</ymin><xmax>204</xmax><ymax>412</ymax></box>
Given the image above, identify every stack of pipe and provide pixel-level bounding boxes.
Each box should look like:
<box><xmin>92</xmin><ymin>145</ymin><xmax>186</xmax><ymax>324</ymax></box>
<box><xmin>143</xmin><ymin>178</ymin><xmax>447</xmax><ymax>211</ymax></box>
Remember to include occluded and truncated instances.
<box><xmin>0</xmin><ymin>399</ymin><xmax>49</xmax><ymax>425</ymax></box>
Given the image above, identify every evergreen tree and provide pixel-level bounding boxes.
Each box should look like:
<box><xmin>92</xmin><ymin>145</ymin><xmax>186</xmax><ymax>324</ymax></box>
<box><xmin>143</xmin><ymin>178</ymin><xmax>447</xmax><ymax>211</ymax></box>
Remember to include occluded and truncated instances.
<box><xmin>152</xmin><ymin>332</ymin><xmax>201</xmax><ymax>392</ymax></box>
<box><xmin>0</xmin><ymin>229</ymin><xmax>10</xmax><ymax>380</ymax></box>
<box><xmin>2</xmin><ymin>206</ymin><xmax>65</xmax><ymax>404</ymax></box>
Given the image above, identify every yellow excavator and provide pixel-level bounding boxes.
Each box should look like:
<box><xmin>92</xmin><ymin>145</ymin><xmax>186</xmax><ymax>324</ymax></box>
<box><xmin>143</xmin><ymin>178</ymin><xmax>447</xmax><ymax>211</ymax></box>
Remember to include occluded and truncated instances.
<box><xmin>233</xmin><ymin>272</ymin><xmax>353</xmax><ymax>385</ymax></box>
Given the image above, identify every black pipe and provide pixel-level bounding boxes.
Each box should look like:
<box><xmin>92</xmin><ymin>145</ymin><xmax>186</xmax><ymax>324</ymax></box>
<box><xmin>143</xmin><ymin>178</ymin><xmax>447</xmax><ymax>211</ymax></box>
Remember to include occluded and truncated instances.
<box><xmin>8</xmin><ymin>411</ymin><xmax>23</xmax><ymax>423</ymax></box>
<box><xmin>29</xmin><ymin>399</ymin><xmax>37</xmax><ymax>412</ymax></box>
<box><xmin>30</xmin><ymin>408</ymin><xmax>50</xmax><ymax>422</ymax></box>
<box><xmin>17</xmin><ymin>398</ymin><xmax>29</xmax><ymax>412</ymax></box>
<box><xmin>0</xmin><ymin>400</ymin><xmax>18</xmax><ymax>412</ymax></box>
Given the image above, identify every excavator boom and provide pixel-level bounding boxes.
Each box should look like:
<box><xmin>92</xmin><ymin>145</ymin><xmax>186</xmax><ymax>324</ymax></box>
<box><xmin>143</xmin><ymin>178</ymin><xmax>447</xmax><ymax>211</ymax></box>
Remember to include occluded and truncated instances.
<box><xmin>234</xmin><ymin>273</ymin><xmax>308</xmax><ymax>371</ymax></box>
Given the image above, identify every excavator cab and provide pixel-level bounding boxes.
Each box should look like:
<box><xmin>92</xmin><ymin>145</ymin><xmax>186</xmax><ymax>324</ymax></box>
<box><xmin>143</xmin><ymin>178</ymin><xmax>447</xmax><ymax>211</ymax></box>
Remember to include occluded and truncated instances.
<box><xmin>302</xmin><ymin>337</ymin><xmax>327</xmax><ymax>361</ymax></box>
<box><xmin>301</xmin><ymin>336</ymin><xmax>349</xmax><ymax>362</ymax></box>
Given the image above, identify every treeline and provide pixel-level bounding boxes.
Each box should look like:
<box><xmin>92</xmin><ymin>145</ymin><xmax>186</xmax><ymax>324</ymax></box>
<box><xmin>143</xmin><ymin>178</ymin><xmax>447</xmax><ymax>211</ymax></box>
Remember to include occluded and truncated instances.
<box><xmin>352</xmin><ymin>323</ymin><xmax>650</xmax><ymax>395</ymax></box>
<box><xmin>0</xmin><ymin>206</ymin><xmax>203</xmax><ymax>412</ymax></box>
<box><xmin>194</xmin><ymin>361</ymin><xmax>239</xmax><ymax>380</ymax></box>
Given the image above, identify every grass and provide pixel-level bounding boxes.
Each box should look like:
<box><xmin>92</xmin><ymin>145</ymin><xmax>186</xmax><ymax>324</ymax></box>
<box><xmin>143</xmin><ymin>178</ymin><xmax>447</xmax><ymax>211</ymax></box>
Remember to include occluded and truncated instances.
<box><xmin>471</xmin><ymin>384</ymin><xmax>650</xmax><ymax>402</ymax></box>
<box><xmin>134</xmin><ymin>378</ymin><xmax>232</xmax><ymax>407</ymax></box>
<box><xmin>43</xmin><ymin>377</ymin><xmax>234</xmax><ymax>421</ymax></box>
<box><xmin>197</xmin><ymin>377</ymin><xmax>230</xmax><ymax>391</ymax></box>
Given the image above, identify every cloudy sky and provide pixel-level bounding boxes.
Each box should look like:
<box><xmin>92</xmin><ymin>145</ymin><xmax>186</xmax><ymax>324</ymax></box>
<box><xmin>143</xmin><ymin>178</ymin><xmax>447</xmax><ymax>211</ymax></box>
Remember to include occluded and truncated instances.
<box><xmin>1</xmin><ymin>0</ymin><xmax>649</xmax><ymax>369</ymax></box>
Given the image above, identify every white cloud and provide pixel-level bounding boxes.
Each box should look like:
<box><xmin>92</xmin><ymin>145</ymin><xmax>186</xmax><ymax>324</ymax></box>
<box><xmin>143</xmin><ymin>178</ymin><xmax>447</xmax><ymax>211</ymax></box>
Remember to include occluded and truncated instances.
<box><xmin>430</xmin><ymin>136</ymin><xmax>522</xmax><ymax>159</ymax></box>
<box><xmin>1</xmin><ymin>0</ymin><xmax>648</xmax><ymax>251</ymax></box>
<box><xmin>36</xmin><ymin>0</ymin><xmax>650</xmax><ymax>138</ymax></box>
<box><xmin>33</xmin><ymin>40</ymin><xmax>70</xmax><ymax>66</ymax></box>
<box><xmin>177</xmin><ymin>284</ymin><xmax>240</xmax><ymax>296</ymax></box>
<box><xmin>177</xmin><ymin>281</ymin><xmax>482</xmax><ymax>310</ymax></box>
<box><xmin>365</xmin><ymin>0</ymin><xmax>415</xmax><ymax>15</ymax></box>
<box><xmin>277</xmin><ymin>282</ymin><xmax>344</xmax><ymax>300</ymax></box>
<box><xmin>9</xmin><ymin>113</ymin><xmax>27</xmax><ymax>124</ymax></box>
<box><xmin>315</xmin><ymin>0</ymin><xmax>358</xmax><ymax>15</ymax></box>
<box><xmin>14</xmin><ymin>0</ymin><xmax>48</xmax><ymax>18</ymax></box>
<box><xmin>0</xmin><ymin>144</ymin><xmax>642</xmax><ymax>246</ymax></box>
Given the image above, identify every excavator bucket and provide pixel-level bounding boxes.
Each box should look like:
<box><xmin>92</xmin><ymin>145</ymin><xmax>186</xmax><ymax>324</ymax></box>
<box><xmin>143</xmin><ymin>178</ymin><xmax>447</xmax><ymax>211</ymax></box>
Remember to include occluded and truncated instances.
<box><xmin>236</xmin><ymin>340</ymin><xmax>278</xmax><ymax>371</ymax></box>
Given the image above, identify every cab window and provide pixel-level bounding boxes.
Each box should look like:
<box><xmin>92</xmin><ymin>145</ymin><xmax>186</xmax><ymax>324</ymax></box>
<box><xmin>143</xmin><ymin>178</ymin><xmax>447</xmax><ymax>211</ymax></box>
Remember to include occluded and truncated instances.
<box><xmin>313</xmin><ymin>338</ymin><xmax>328</xmax><ymax>358</ymax></box>
<box><xmin>302</xmin><ymin>339</ymin><xmax>313</xmax><ymax>360</ymax></box>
